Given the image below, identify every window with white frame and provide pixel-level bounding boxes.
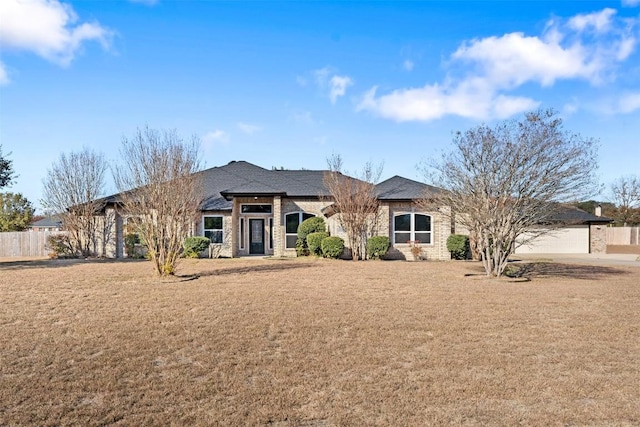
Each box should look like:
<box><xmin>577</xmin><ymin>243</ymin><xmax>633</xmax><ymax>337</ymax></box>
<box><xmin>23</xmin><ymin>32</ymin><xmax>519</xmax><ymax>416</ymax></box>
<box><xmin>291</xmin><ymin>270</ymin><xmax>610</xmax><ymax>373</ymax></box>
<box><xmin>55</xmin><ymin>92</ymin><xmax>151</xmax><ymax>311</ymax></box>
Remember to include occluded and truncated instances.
<box><xmin>204</xmin><ymin>216</ymin><xmax>223</xmax><ymax>243</ymax></box>
<box><xmin>285</xmin><ymin>212</ymin><xmax>314</xmax><ymax>249</ymax></box>
<box><xmin>393</xmin><ymin>213</ymin><xmax>431</xmax><ymax>244</ymax></box>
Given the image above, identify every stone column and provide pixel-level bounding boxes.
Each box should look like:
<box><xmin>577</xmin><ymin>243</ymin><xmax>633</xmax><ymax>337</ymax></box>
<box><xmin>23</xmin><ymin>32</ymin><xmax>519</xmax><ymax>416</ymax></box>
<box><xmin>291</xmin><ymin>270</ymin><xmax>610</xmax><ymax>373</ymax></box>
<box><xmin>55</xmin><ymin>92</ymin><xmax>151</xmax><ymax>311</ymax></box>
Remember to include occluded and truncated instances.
<box><xmin>273</xmin><ymin>195</ymin><xmax>283</xmax><ymax>257</ymax></box>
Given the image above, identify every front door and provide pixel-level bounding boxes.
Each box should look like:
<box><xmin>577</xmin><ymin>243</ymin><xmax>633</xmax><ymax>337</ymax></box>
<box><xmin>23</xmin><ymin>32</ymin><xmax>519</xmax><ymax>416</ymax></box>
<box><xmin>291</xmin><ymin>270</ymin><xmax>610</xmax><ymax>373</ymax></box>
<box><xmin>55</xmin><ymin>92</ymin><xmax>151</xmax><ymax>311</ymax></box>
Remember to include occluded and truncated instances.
<box><xmin>249</xmin><ymin>218</ymin><xmax>265</xmax><ymax>255</ymax></box>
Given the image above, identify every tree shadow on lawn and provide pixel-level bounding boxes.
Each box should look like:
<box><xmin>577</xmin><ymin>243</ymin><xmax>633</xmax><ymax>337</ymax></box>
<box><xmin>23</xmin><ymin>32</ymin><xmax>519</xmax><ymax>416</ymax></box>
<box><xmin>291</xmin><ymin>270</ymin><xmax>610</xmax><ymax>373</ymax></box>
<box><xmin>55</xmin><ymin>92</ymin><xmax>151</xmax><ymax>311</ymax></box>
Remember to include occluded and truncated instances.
<box><xmin>195</xmin><ymin>262</ymin><xmax>312</xmax><ymax>278</ymax></box>
<box><xmin>505</xmin><ymin>262</ymin><xmax>630</xmax><ymax>280</ymax></box>
<box><xmin>0</xmin><ymin>258</ymin><xmax>147</xmax><ymax>271</ymax></box>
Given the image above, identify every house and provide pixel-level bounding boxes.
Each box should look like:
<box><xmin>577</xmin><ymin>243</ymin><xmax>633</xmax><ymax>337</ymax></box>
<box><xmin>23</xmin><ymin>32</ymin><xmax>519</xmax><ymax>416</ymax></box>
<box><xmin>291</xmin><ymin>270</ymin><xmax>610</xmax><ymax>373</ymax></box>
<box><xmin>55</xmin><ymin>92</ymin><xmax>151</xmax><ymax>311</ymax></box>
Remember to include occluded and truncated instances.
<box><xmin>514</xmin><ymin>205</ymin><xmax>612</xmax><ymax>254</ymax></box>
<box><xmin>28</xmin><ymin>216</ymin><xmax>63</xmax><ymax>232</ymax></box>
<box><xmin>98</xmin><ymin>161</ymin><xmax>452</xmax><ymax>260</ymax></box>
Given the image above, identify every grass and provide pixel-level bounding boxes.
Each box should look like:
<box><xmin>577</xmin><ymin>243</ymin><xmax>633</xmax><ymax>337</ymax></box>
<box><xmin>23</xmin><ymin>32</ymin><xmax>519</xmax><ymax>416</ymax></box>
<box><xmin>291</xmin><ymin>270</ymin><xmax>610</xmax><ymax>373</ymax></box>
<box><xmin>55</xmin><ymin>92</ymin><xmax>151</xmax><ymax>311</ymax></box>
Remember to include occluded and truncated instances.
<box><xmin>1</xmin><ymin>257</ymin><xmax>639</xmax><ymax>426</ymax></box>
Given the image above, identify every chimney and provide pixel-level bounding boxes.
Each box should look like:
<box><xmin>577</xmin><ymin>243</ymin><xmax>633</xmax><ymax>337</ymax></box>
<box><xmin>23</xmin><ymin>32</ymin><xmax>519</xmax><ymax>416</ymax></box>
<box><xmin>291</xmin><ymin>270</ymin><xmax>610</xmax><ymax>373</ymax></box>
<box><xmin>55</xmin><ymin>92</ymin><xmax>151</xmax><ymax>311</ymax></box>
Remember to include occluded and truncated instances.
<box><xmin>595</xmin><ymin>204</ymin><xmax>602</xmax><ymax>217</ymax></box>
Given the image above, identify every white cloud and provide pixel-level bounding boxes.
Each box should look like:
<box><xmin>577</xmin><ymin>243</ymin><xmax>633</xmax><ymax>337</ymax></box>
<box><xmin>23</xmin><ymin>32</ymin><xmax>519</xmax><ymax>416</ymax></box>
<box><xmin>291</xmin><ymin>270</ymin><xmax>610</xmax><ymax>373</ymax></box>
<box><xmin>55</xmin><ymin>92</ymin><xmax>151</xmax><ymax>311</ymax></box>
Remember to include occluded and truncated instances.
<box><xmin>622</xmin><ymin>0</ymin><xmax>640</xmax><ymax>7</ymax></box>
<box><xmin>568</xmin><ymin>8</ymin><xmax>617</xmax><ymax>33</ymax></box>
<box><xmin>0</xmin><ymin>0</ymin><xmax>113</xmax><ymax>68</ymax></box>
<box><xmin>237</xmin><ymin>122</ymin><xmax>261</xmax><ymax>135</ymax></box>
<box><xmin>329</xmin><ymin>75</ymin><xmax>353</xmax><ymax>104</ymax></box>
<box><xmin>358</xmin><ymin>8</ymin><xmax>638</xmax><ymax>122</ymax></box>
<box><xmin>357</xmin><ymin>81</ymin><xmax>539</xmax><ymax>122</ymax></box>
<box><xmin>615</xmin><ymin>92</ymin><xmax>640</xmax><ymax>113</ymax></box>
<box><xmin>403</xmin><ymin>59</ymin><xmax>414</xmax><ymax>71</ymax></box>
<box><xmin>0</xmin><ymin>62</ymin><xmax>10</xmax><ymax>85</ymax></box>
<box><xmin>290</xmin><ymin>110</ymin><xmax>315</xmax><ymax>125</ymax></box>
<box><xmin>452</xmin><ymin>32</ymin><xmax>594</xmax><ymax>87</ymax></box>
<box><xmin>313</xmin><ymin>66</ymin><xmax>330</xmax><ymax>83</ymax></box>
<box><xmin>311</xmin><ymin>66</ymin><xmax>353</xmax><ymax>104</ymax></box>
<box><xmin>201</xmin><ymin>130</ymin><xmax>229</xmax><ymax>151</ymax></box>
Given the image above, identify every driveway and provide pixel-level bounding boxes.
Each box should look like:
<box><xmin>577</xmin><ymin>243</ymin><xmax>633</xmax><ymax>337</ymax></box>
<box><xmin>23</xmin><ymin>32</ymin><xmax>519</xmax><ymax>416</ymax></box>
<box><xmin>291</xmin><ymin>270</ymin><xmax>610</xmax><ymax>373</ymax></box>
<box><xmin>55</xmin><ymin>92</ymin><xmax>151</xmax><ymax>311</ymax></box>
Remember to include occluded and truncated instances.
<box><xmin>513</xmin><ymin>253</ymin><xmax>640</xmax><ymax>267</ymax></box>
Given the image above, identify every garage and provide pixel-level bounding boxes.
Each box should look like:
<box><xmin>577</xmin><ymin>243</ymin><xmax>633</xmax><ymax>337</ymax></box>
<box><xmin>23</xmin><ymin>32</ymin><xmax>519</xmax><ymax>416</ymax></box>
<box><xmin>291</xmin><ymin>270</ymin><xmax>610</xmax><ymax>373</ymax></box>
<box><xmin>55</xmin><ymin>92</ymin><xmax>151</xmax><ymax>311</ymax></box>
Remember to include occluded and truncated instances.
<box><xmin>515</xmin><ymin>225</ymin><xmax>590</xmax><ymax>254</ymax></box>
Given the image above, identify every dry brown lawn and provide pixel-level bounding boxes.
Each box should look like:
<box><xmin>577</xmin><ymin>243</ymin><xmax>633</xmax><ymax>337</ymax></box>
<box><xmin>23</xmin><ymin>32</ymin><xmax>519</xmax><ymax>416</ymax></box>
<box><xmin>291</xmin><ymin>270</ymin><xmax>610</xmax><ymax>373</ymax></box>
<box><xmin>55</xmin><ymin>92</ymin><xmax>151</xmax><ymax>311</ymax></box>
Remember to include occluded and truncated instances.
<box><xmin>1</xmin><ymin>257</ymin><xmax>639</xmax><ymax>426</ymax></box>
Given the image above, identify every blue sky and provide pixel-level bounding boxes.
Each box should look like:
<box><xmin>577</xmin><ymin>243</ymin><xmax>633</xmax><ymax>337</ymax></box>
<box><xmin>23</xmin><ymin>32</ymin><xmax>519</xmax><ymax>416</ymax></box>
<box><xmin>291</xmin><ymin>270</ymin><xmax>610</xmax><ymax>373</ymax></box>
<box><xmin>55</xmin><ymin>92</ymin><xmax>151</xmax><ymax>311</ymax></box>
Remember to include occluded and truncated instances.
<box><xmin>1</xmin><ymin>0</ymin><xmax>639</xmax><ymax>211</ymax></box>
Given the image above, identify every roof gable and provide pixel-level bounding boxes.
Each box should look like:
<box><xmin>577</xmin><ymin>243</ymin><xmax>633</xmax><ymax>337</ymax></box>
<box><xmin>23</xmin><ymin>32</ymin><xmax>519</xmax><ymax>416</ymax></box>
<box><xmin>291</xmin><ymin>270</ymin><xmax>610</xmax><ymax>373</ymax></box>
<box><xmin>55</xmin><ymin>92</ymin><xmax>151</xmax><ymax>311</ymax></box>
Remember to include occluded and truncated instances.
<box><xmin>375</xmin><ymin>176</ymin><xmax>441</xmax><ymax>201</ymax></box>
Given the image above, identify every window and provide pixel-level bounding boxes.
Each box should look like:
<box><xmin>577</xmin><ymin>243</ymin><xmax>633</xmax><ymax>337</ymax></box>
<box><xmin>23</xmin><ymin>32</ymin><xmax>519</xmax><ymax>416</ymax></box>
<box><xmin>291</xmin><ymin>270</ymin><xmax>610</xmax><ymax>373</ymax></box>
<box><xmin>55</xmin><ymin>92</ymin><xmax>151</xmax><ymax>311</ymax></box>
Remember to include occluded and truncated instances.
<box><xmin>269</xmin><ymin>218</ymin><xmax>274</xmax><ymax>249</ymax></box>
<box><xmin>239</xmin><ymin>218</ymin><xmax>245</xmax><ymax>250</ymax></box>
<box><xmin>285</xmin><ymin>212</ymin><xmax>314</xmax><ymax>249</ymax></box>
<box><xmin>393</xmin><ymin>213</ymin><xmax>431</xmax><ymax>244</ymax></box>
<box><xmin>204</xmin><ymin>216</ymin><xmax>223</xmax><ymax>243</ymax></box>
<box><xmin>241</xmin><ymin>204</ymin><xmax>272</xmax><ymax>214</ymax></box>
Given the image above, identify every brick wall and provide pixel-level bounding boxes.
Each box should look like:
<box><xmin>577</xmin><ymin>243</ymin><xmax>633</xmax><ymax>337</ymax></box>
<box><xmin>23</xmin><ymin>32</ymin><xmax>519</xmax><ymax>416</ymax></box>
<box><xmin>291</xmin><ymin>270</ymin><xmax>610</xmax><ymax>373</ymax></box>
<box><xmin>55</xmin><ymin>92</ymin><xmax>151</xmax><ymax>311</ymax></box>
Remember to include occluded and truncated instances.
<box><xmin>590</xmin><ymin>223</ymin><xmax>607</xmax><ymax>254</ymax></box>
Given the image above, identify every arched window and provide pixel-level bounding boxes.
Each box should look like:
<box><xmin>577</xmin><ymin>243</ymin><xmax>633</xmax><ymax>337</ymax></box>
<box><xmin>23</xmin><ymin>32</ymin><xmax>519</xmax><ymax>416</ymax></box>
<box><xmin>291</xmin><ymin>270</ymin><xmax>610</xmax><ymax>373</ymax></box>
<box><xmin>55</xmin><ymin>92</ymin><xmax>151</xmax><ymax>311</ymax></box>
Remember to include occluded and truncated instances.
<box><xmin>393</xmin><ymin>213</ymin><xmax>431</xmax><ymax>244</ymax></box>
<box><xmin>285</xmin><ymin>212</ymin><xmax>315</xmax><ymax>249</ymax></box>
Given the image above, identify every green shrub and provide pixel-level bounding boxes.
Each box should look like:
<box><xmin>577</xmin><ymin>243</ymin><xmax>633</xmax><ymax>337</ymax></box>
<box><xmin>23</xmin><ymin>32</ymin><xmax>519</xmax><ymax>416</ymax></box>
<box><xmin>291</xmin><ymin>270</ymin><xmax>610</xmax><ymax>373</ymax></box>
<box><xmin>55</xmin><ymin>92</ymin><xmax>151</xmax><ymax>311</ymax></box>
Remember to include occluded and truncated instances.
<box><xmin>124</xmin><ymin>233</ymin><xmax>140</xmax><ymax>258</ymax></box>
<box><xmin>366</xmin><ymin>236</ymin><xmax>390</xmax><ymax>260</ymax></box>
<box><xmin>183</xmin><ymin>236</ymin><xmax>211</xmax><ymax>258</ymax></box>
<box><xmin>297</xmin><ymin>216</ymin><xmax>326</xmax><ymax>239</ymax></box>
<box><xmin>321</xmin><ymin>236</ymin><xmax>344</xmax><ymax>259</ymax></box>
<box><xmin>307</xmin><ymin>231</ymin><xmax>330</xmax><ymax>256</ymax></box>
<box><xmin>46</xmin><ymin>234</ymin><xmax>75</xmax><ymax>258</ymax></box>
<box><xmin>447</xmin><ymin>234</ymin><xmax>470</xmax><ymax>260</ymax></box>
<box><xmin>296</xmin><ymin>216</ymin><xmax>326</xmax><ymax>256</ymax></box>
<box><xmin>295</xmin><ymin>237</ymin><xmax>308</xmax><ymax>257</ymax></box>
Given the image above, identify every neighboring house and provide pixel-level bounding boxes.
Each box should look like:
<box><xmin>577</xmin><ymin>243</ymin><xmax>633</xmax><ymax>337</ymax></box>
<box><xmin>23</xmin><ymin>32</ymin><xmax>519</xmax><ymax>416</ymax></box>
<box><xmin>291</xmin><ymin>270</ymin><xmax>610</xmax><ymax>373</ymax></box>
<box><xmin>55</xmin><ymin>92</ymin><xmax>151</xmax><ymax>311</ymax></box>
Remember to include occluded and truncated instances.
<box><xmin>28</xmin><ymin>216</ymin><xmax>63</xmax><ymax>232</ymax></box>
<box><xmin>515</xmin><ymin>205</ymin><xmax>612</xmax><ymax>254</ymax></box>
<box><xmin>97</xmin><ymin>161</ymin><xmax>452</xmax><ymax>260</ymax></box>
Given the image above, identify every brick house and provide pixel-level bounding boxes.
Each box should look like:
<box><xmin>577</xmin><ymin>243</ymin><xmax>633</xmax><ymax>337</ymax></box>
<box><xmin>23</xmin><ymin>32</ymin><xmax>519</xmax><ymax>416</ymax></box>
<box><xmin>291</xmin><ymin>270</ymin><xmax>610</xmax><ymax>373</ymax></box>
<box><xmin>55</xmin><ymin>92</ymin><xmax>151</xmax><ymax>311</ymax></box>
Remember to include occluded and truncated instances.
<box><xmin>99</xmin><ymin>161</ymin><xmax>452</xmax><ymax>260</ymax></box>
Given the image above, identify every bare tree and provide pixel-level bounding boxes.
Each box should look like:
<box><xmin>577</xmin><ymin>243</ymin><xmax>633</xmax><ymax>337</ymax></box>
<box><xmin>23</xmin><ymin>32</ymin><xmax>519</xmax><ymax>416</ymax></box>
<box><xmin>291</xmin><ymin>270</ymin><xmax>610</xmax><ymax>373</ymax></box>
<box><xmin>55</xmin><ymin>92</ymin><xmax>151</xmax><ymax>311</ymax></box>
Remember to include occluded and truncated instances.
<box><xmin>426</xmin><ymin>109</ymin><xmax>599</xmax><ymax>277</ymax></box>
<box><xmin>113</xmin><ymin>127</ymin><xmax>202</xmax><ymax>276</ymax></box>
<box><xmin>324</xmin><ymin>154</ymin><xmax>383</xmax><ymax>261</ymax></box>
<box><xmin>610</xmin><ymin>175</ymin><xmax>640</xmax><ymax>226</ymax></box>
<box><xmin>42</xmin><ymin>148</ymin><xmax>109</xmax><ymax>257</ymax></box>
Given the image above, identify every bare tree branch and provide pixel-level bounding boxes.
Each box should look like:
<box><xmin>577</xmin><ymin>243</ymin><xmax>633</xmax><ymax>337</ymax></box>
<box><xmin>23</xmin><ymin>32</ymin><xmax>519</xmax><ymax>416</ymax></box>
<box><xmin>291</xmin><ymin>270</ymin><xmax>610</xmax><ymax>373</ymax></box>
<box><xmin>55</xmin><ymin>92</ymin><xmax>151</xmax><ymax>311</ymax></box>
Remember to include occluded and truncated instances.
<box><xmin>41</xmin><ymin>148</ymin><xmax>109</xmax><ymax>257</ymax></box>
<box><xmin>113</xmin><ymin>127</ymin><xmax>202</xmax><ymax>276</ymax></box>
<box><xmin>609</xmin><ymin>175</ymin><xmax>640</xmax><ymax>226</ymax></box>
<box><xmin>424</xmin><ymin>109</ymin><xmax>599</xmax><ymax>277</ymax></box>
<box><xmin>324</xmin><ymin>154</ymin><xmax>383</xmax><ymax>260</ymax></box>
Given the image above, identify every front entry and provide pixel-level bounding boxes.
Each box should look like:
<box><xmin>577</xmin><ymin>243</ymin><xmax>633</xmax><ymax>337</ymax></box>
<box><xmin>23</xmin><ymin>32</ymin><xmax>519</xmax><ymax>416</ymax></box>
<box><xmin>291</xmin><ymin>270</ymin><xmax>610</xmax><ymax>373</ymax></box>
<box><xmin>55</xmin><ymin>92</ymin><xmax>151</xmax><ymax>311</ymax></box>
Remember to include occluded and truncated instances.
<box><xmin>249</xmin><ymin>218</ymin><xmax>265</xmax><ymax>255</ymax></box>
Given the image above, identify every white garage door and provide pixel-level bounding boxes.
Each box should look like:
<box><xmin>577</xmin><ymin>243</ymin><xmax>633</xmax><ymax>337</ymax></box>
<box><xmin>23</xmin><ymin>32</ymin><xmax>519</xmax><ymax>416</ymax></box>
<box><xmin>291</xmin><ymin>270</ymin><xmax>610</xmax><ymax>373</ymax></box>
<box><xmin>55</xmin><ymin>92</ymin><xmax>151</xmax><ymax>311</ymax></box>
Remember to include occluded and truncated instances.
<box><xmin>515</xmin><ymin>225</ymin><xmax>590</xmax><ymax>254</ymax></box>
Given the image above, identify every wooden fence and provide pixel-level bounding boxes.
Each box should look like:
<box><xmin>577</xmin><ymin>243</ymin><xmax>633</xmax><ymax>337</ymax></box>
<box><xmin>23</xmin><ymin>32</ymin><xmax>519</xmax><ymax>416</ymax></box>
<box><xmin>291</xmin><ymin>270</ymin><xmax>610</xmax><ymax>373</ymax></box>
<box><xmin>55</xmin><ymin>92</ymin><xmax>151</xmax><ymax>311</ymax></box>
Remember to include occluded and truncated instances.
<box><xmin>0</xmin><ymin>231</ymin><xmax>64</xmax><ymax>258</ymax></box>
<box><xmin>606</xmin><ymin>227</ymin><xmax>640</xmax><ymax>245</ymax></box>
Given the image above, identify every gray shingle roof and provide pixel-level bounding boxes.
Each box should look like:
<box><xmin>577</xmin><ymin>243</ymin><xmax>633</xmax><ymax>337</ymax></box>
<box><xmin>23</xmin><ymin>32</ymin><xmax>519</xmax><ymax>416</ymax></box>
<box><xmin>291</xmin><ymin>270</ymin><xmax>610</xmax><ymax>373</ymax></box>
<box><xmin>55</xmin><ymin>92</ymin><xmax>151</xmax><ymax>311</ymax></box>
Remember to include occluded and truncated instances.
<box><xmin>29</xmin><ymin>216</ymin><xmax>63</xmax><ymax>228</ymax></box>
<box><xmin>375</xmin><ymin>176</ymin><xmax>442</xmax><ymax>200</ymax></box>
<box><xmin>199</xmin><ymin>161</ymin><xmax>334</xmax><ymax>204</ymax></box>
<box><xmin>101</xmin><ymin>161</ymin><xmax>448</xmax><ymax>212</ymax></box>
<box><xmin>553</xmin><ymin>205</ymin><xmax>612</xmax><ymax>224</ymax></box>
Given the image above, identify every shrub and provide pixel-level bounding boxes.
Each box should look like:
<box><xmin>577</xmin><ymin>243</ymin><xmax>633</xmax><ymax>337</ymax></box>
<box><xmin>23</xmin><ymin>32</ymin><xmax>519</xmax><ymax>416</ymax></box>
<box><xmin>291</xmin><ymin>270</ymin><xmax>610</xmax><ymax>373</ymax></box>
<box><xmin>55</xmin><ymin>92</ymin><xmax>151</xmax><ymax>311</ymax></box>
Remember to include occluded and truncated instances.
<box><xmin>366</xmin><ymin>236</ymin><xmax>390</xmax><ymax>260</ymax></box>
<box><xmin>307</xmin><ymin>231</ymin><xmax>330</xmax><ymax>256</ymax></box>
<box><xmin>447</xmin><ymin>234</ymin><xmax>470</xmax><ymax>260</ymax></box>
<box><xmin>297</xmin><ymin>216</ymin><xmax>326</xmax><ymax>239</ymax></box>
<box><xmin>183</xmin><ymin>236</ymin><xmax>211</xmax><ymax>258</ymax></box>
<box><xmin>295</xmin><ymin>237</ymin><xmax>308</xmax><ymax>257</ymax></box>
<box><xmin>321</xmin><ymin>236</ymin><xmax>344</xmax><ymax>259</ymax></box>
<box><xmin>124</xmin><ymin>233</ymin><xmax>140</xmax><ymax>258</ymax></box>
<box><xmin>296</xmin><ymin>216</ymin><xmax>326</xmax><ymax>256</ymax></box>
<box><xmin>46</xmin><ymin>234</ymin><xmax>75</xmax><ymax>258</ymax></box>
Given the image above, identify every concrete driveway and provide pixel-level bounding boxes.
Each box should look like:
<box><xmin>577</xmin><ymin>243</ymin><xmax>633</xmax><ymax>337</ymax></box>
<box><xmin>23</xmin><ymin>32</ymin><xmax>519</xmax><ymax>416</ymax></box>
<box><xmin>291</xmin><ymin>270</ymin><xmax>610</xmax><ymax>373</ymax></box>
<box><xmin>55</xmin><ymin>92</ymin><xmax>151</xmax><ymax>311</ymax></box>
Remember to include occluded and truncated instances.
<box><xmin>512</xmin><ymin>253</ymin><xmax>640</xmax><ymax>267</ymax></box>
